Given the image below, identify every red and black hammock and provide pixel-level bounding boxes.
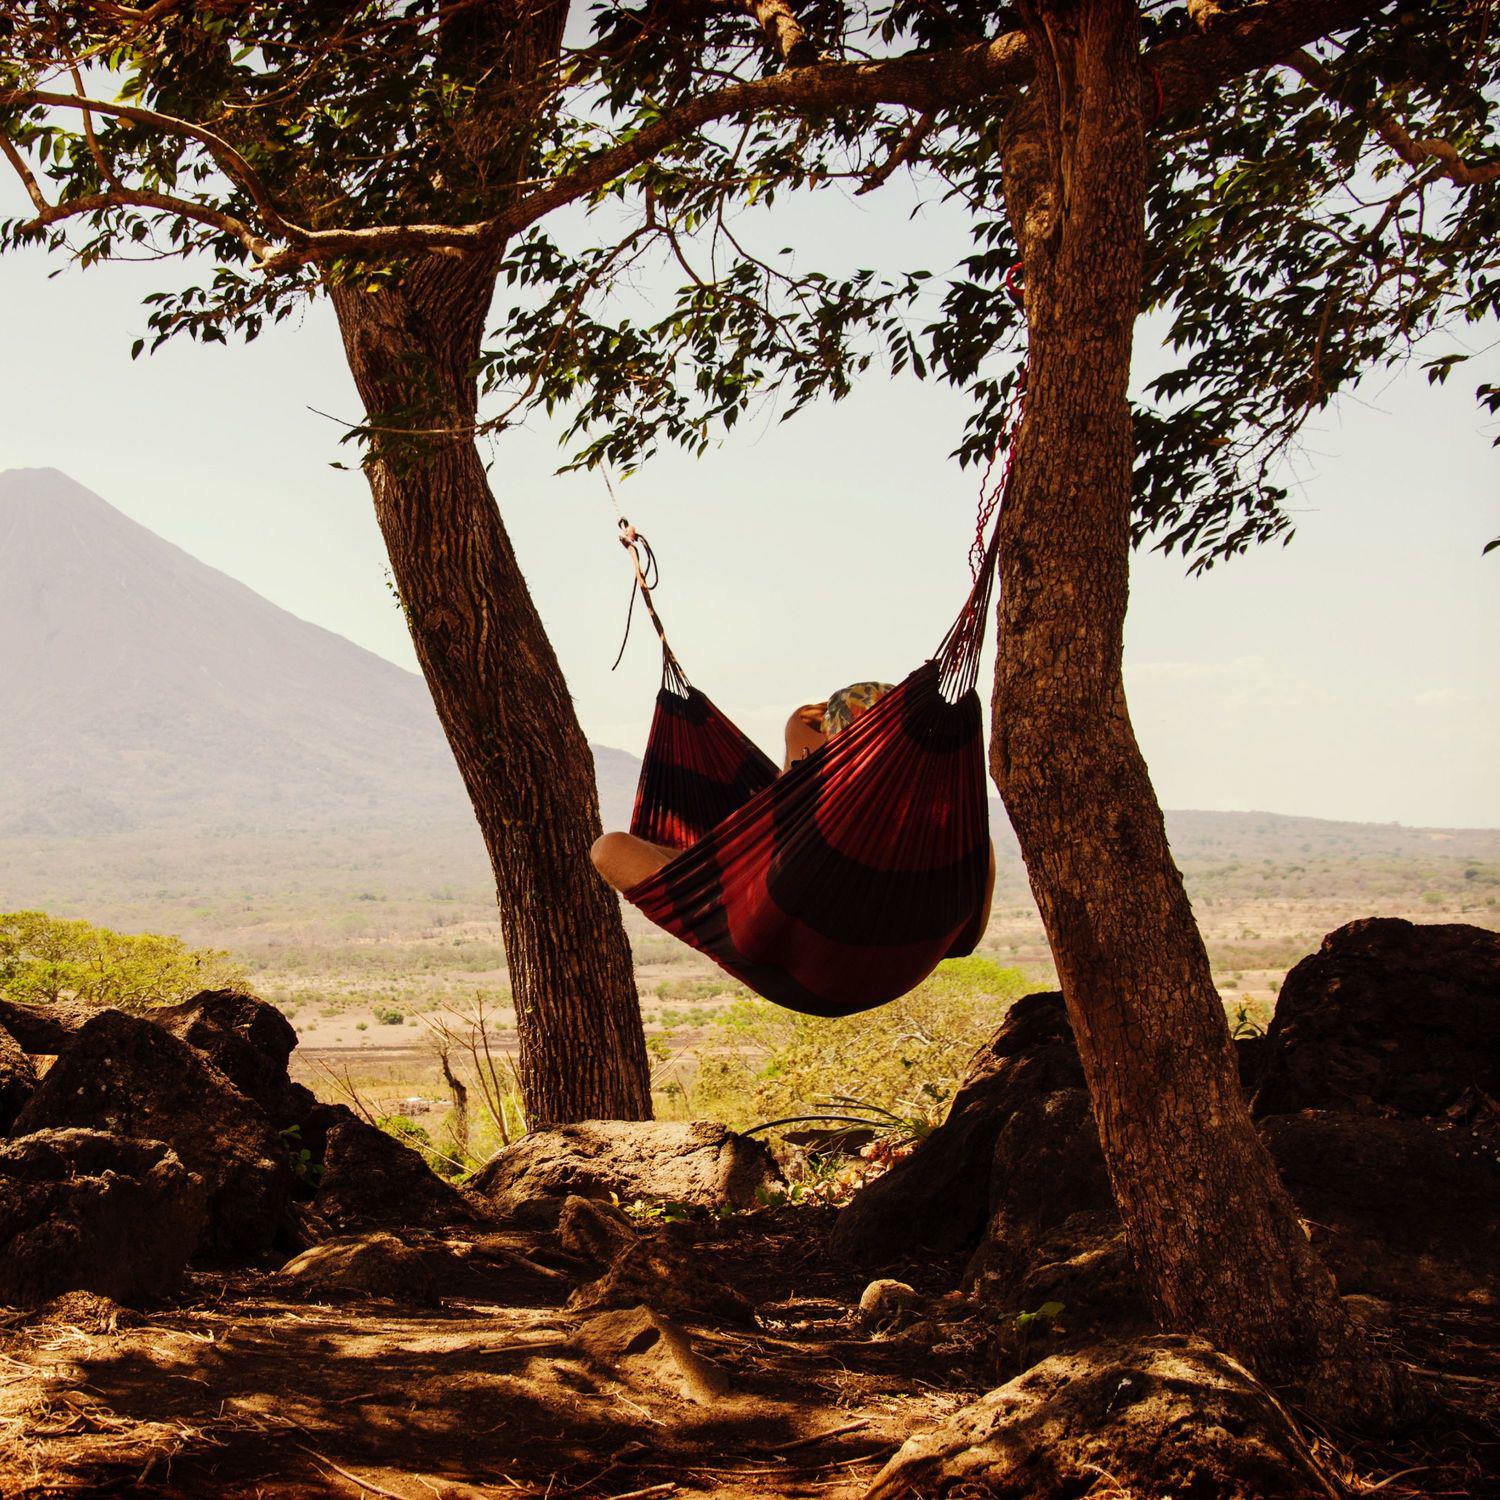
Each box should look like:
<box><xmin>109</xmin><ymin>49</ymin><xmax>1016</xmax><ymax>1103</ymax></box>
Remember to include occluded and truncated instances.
<box><xmin>614</xmin><ymin>514</ymin><xmax>1000</xmax><ymax>1020</ymax></box>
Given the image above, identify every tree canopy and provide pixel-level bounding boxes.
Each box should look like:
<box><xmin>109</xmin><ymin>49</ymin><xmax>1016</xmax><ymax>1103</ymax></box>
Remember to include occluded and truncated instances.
<box><xmin>0</xmin><ymin>909</ymin><xmax>245</xmax><ymax>1010</ymax></box>
<box><xmin>2</xmin><ymin>0</ymin><xmax>1496</xmax><ymax>560</ymax></box>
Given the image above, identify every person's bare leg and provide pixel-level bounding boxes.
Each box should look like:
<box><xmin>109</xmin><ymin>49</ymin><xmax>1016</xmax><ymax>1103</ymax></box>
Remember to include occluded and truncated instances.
<box><xmin>591</xmin><ymin>831</ymin><xmax>675</xmax><ymax>894</ymax></box>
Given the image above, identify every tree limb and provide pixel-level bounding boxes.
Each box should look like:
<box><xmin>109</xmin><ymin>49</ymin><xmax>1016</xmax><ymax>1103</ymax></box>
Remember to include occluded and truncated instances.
<box><xmin>856</xmin><ymin>109</ymin><xmax>937</xmax><ymax>195</ymax></box>
<box><xmin>2</xmin><ymin>0</ymin><xmax>1393</xmax><ymax>271</ymax></box>
<box><xmin>1287</xmin><ymin>48</ymin><xmax>1500</xmax><ymax>187</ymax></box>
<box><xmin>738</xmin><ymin>0</ymin><xmax>819</xmax><ymax>66</ymax></box>
<box><xmin>0</xmin><ymin>86</ymin><xmax>307</xmax><ymax>244</ymax></box>
<box><xmin>0</xmin><ymin>128</ymin><xmax>50</xmax><ymax>214</ymax></box>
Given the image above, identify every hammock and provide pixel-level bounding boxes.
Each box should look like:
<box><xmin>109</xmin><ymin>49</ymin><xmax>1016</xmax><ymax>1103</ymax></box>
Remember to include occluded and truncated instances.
<box><xmin>614</xmin><ymin>509</ymin><xmax>1003</xmax><ymax>1019</ymax></box>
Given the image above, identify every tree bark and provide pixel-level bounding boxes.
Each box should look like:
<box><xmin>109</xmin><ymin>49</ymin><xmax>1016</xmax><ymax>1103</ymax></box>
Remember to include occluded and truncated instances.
<box><xmin>990</xmin><ymin>0</ymin><xmax>1398</xmax><ymax>1422</ymax></box>
<box><xmin>329</xmin><ymin>254</ymin><xmax>650</xmax><ymax>1125</ymax></box>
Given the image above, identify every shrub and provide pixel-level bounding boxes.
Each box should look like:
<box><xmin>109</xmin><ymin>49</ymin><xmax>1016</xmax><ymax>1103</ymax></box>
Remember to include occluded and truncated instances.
<box><xmin>376</xmin><ymin>1114</ymin><xmax>432</xmax><ymax>1150</ymax></box>
<box><xmin>0</xmin><ymin>909</ymin><xmax>245</xmax><ymax>1009</ymax></box>
<box><xmin>691</xmin><ymin>955</ymin><xmax>1029</xmax><ymax>1132</ymax></box>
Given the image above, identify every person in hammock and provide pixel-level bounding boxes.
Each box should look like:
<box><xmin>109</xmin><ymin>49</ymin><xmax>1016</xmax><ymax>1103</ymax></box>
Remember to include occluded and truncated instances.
<box><xmin>591</xmin><ymin>682</ymin><xmax>996</xmax><ymax>924</ymax></box>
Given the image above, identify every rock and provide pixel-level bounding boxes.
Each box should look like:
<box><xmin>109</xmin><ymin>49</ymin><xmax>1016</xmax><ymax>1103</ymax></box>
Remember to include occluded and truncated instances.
<box><xmin>568</xmin><ymin>1229</ymin><xmax>756</xmax><ymax>1325</ymax></box>
<box><xmin>0</xmin><ymin>996</ymin><xmax>91</xmax><ymax>1054</ymax></box>
<box><xmin>968</xmin><ymin>1083</ymin><xmax>1113</xmax><ymax>1288</ymax></box>
<box><xmin>1253</xmin><ymin>918</ymin><xmax>1500</xmax><ymax>1121</ymax></box>
<box><xmin>865</xmin><ymin>1334</ymin><xmax>1338</xmax><ymax>1500</ymax></box>
<box><xmin>566</xmin><ymin>1306</ymin><xmax>733</xmax><ymax>1403</ymax></box>
<box><xmin>1236</xmin><ymin>1032</ymin><xmax>1272</xmax><ymax>1093</ymax></box>
<box><xmin>0</xmin><ymin>1128</ymin><xmax>206</xmax><ymax>1308</ymax></box>
<box><xmin>312</xmin><ymin>1107</ymin><xmax>482</xmax><ymax>1232</ymax></box>
<box><xmin>1262</xmin><ymin>1111</ymin><xmax>1499</xmax><ymax>1302</ymax></box>
<box><xmin>780</xmin><ymin>1124</ymin><xmax>878</xmax><ymax>1156</ymax></box>
<box><xmin>830</xmin><ymin>993</ymin><xmax>1087</xmax><ymax>1265</ymax></box>
<box><xmin>152</xmin><ymin>989</ymin><xmax>300</xmax><ymax>1120</ymax></box>
<box><xmin>12</xmin><ymin>1010</ymin><xmax>288</xmax><ymax>1256</ymax></box>
<box><xmin>278</xmin><ymin>1231</ymin><xmax>464</xmax><ymax>1304</ymax></box>
<box><xmin>855</xmin><ymin>1279</ymin><xmax>924</xmax><ymax>1332</ymax></box>
<box><xmin>469</xmin><ymin>1121</ymin><xmax>780</xmax><ymax>1227</ymax></box>
<box><xmin>557</xmin><ymin>1194</ymin><xmax>638</xmax><ymax>1263</ymax></box>
<box><xmin>0</xmin><ymin>1025</ymin><xmax>36</xmax><ymax>1131</ymax></box>
<box><xmin>25</xmin><ymin>1289</ymin><xmax>136</xmax><ymax>1333</ymax></box>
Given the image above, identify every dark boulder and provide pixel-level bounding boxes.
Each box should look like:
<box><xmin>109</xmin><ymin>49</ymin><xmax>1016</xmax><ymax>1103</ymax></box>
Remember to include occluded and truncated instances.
<box><xmin>12</xmin><ymin>1009</ymin><xmax>289</xmax><ymax>1256</ymax></box>
<box><xmin>153</xmin><ymin>989</ymin><xmax>300</xmax><ymax>1121</ymax></box>
<box><xmin>1253</xmin><ymin>918</ymin><xmax>1499</xmax><ymax>1121</ymax></box>
<box><xmin>968</xmin><ymin>1083</ymin><xmax>1114</xmax><ymax>1285</ymax></box>
<box><xmin>1262</xmin><ymin>1110</ymin><xmax>1500</xmax><ymax>1301</ymax></box>
<box><xmin>0</xmin><ymin>995</ymin><xmax>91</xmax><ymax>1054</ymax></box>
<box><xmin>830</xmin><ymin>993</ymin><xmax>1085</xmax><ymax>1266</ymax></box>
<box><xmin>0</xmin><ymin>1026</ymin><xmax>36</xmax><ymax>1131</ymax></box>
<box><xmin>865</xmin><ymin>1334</ymin><xmax>1338</xmax><ymax>1500</ymax></box>
<box><xmin>836</xmin><ymin>931</ymin><xmax>1500</xmax><ymax>1317</ymax></box>
<box><xmin>311</xmin><ymin>1107</ymin><xmax>482</xmax><ymax>1233</ymax></box>
<box><xmin>557</xmin><ymin>1194</ymin><xmax>638</xmax><ymax>1264</ymax></box>
<box><xmin>0</xmin><ymin>988</ymin><xmax>316</xmax><ymax>1127</ymax></box>
<box><xmin>0</xmin><ymin>1128</ymin><xmax>206</xmax><ymax>1308</ymax></box>
<box><xmin>469</xmin><ymin>1121</ymin><xmax>780</xmax><ymax>1227</ymax></box>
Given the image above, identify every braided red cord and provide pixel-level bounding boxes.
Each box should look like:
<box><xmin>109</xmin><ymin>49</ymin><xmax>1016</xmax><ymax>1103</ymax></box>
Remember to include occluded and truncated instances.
<box><xmin>968</xmin><ymin>364</ymin><xmax>1027</xmax><ymax>581</ymax></box>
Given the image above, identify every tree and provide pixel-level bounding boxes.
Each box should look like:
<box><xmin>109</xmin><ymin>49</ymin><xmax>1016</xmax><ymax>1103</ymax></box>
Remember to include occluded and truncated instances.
<box><xmin>6</xmin><ymin>0</ymin><xmax>1494</xmax><ymax>1416</ymax></box>
<box><xmin>516</xmin><ymin>0</ymin><xmax>1494</xmax><ymax>1421</ymax></box>
<box><xmin>0</xmin><ymin>909</ymin><xmax>245</xmax><ymax>1009</ymax></box>
<box><xmin>0</xmin><ymin>3</ymin><xmax>651</xmax><ymax>1123</ymax></box>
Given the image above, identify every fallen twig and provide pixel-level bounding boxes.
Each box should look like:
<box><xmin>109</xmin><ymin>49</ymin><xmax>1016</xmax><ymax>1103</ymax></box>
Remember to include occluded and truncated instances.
<box><xmin>764</xmin><ymin>1418</ymin><xmax>869</xmax><ymax>1453</ymax></box>
<box><xmin>292</xmin><ymin>1441</ymin><xmax>413</xmax><ymax>1499</ymax></box>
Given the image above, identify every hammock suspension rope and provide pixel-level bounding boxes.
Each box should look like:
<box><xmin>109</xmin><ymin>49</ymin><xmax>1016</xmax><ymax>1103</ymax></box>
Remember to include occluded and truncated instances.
<box><xmin>604</xmin><ymin>335</ymin><xmax>1029</xmax><ymax>1018</ymax></box>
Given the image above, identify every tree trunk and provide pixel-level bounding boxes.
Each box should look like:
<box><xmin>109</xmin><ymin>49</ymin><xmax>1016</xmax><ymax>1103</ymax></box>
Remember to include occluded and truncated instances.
<box><xmin>991</xmin><ymin>0</ymin><xmax>1397</xmax><ymax>1421</ymax></box>
<box><xmin>330</xmin><ymin>254</ymin><xmax>650</xmax><ymax>1125</ymax></box>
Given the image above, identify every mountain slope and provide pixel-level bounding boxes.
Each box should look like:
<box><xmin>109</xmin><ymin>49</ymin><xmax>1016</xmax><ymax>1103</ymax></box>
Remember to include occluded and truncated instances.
<box><xmin>0</xmin><ymin>468</ymin><xmax>639</xmax><ymax>837</ymax></box>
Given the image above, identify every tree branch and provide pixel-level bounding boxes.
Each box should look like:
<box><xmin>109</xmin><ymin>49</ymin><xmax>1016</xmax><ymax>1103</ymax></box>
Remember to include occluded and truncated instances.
<box><xmin>1287</xmin><ymin>49</ymin><xmax>1500</xmax><ymax>187</ymax></box>
<box><xmin>2</xmin><ymin>0</ymin><xmax>1393</xmax><ymax>273</ymax></box>
<box><xmin>738</xmin><ymin>0</ymin><xmax>819</xmax><ymax>66</ymax></box>
<box><xmin>0</xmin><ymin>129</ymin><xmax>49</xmax><ymax>214</ymax></box>
<box><xmin>0</xmin><ymin>86</ymin><xmax>307</xmax><ymax>243</ymax></box>
<box><xmin>68</xmin><ymin>64</ymin><xmax>124</xmax><ymax>194</ymax></box>
<box><xmin>856</xmin><ymin>109</ymin><xmax>936</xmax><ymax>195</ymax></box>
<box><xmin>11</xmin><ymin>180</ymin><xmax>275</xmax><ymax>261</ymax></box>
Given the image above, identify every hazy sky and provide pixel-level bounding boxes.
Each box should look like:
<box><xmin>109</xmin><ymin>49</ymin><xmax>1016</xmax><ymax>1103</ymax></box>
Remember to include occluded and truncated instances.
<box><xmin>2</xmin><ymin>176</ymin><xmax>1496</xmax><ymax>828</ymax></box>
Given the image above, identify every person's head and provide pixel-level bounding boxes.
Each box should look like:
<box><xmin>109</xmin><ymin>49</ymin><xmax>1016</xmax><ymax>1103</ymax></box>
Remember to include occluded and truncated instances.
<box><xmin>822</xmin><ymin>681</ymin><xmax>893</xmax><ymax>738</ymax></box>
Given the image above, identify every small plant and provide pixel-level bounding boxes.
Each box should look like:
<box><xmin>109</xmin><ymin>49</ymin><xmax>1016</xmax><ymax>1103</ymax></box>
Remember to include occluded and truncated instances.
<box><xmin>617</xmin><ymin>1195</ymin><xmax>695</xmax><ymax>1225</ymax></box>
<box><xmin>1230</xmin><ymin>1004</ymin><xmax>1267</xmax><ymax>1039</ymax></box>
<box><xmin>373</xmin><ymin>1004</ymin><xmax>404</xmax><ymax>1025</ymax></box>
<box><xmin>987</xmin><ymin>1300</ymin><xmax>1066</xmax><ymax>1380</ymax></box>
<box><xmin>278</xmin><ymin>1125</ymin><xmax>322</xmax><ymax>1189</ymax></box>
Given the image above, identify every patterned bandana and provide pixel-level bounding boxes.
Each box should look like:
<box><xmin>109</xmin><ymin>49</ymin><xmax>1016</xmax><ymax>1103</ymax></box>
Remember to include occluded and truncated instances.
<box><xmin>822</xmin><ymin>681</ymin><xmax>894</xmax><ymax>738</ymax></box>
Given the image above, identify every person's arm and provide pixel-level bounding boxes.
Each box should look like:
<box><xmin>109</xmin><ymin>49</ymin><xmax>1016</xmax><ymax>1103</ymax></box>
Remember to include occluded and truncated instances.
<box><xmin>783</xmin><ymin>703</ymin><xmax>826</xmax><ymax>773</ymax></box>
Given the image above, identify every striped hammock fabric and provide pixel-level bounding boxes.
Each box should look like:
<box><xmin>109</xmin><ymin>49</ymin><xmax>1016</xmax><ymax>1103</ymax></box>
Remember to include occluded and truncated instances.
<box><xmin>614</xmin><ymin>484</ymin><xmax>1002</xmax><ymax>1018</ymax></box>
<box><xmin>625</xmin><ymin>660</ymin><xmax>990</xmax><ymax>1017</ymax></box>
<box><xmin>629</xmin><ymin>686</ymin><xmax>778</xmax><ymax>851</ymax></box>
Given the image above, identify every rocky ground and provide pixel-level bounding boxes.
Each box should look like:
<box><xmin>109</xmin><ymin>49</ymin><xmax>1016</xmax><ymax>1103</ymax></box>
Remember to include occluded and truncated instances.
<box><xmin>0</xmin><ymin>917</ymin><xmax>1496</xmax><ymax>1499</ymax></box>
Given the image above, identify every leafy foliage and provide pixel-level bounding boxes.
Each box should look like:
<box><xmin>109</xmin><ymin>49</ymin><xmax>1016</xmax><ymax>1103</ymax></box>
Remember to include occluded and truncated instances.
<box><xmin>2</xmin><ymin>2</ymin><xmax>1496</xmax><ymax>557</ymax></box>
<box><xmin>689</xmin><ymin>954</ymin><xmax>1028</xmax><ymax>1130</ymax></box>
<box><xmin>0</xmin><ymin>909</ymin><xmax>244</xmax><ymax>1009</ymax></box>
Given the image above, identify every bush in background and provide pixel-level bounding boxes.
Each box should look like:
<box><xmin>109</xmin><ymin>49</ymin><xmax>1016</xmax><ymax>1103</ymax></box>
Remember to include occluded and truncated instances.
<box><xmin>0</xmin><ymin>909</ymin><xmax>245</xmax><ymax>1009</ymax></box>
<box><xmin>687</xmin><ymin>955</ymin><xmax>1030</xmax><ymax>1132</ymax></box>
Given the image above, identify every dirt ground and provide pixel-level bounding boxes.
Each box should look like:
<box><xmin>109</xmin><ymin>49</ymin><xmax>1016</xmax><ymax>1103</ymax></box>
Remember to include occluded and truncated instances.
<box><xmin>0</xmin><ymin>1211</ymin><xmax>980</xmax><ymax>1499</ymax></box>
<box><xmin>2</xmin><ymin>1207</ymin><xmax>1496</xmax><ymax>1500</ymax></box>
